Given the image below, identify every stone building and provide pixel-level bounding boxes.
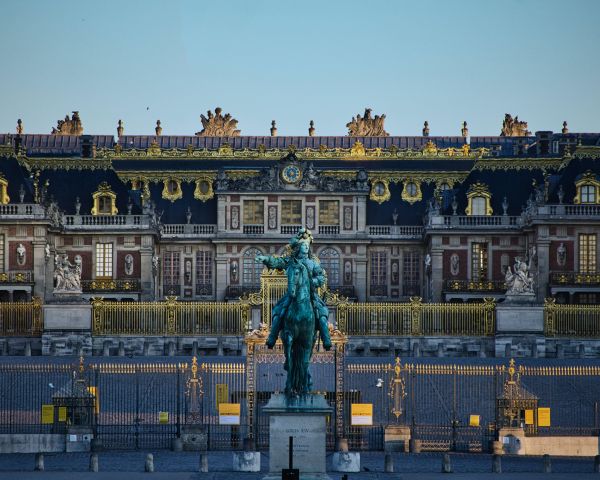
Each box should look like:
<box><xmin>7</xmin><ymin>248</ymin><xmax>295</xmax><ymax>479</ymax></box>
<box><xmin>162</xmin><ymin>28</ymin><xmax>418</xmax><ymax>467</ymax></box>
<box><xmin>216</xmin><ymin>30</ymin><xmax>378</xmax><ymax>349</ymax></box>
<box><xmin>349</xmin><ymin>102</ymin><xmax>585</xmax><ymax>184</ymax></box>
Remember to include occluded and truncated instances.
<box><xmin>0</xmin><ymin>110</ymin><xmax>599</xmax><ymax>357</ymax></box>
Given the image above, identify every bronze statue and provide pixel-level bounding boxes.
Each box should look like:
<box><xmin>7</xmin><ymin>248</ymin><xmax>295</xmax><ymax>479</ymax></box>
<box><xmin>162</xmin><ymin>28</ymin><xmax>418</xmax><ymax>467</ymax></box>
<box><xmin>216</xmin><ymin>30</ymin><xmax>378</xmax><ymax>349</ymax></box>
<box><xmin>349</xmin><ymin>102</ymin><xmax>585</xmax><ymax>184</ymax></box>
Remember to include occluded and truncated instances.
<box><xmin>195</xmin><ymin>107</ymin><xmax>240</xmax><ymax>136</ymax></box>
<box><xmin>346</xmin><ymin>108</ymin><xmax>389</xmax><ymax>136</ymax></box>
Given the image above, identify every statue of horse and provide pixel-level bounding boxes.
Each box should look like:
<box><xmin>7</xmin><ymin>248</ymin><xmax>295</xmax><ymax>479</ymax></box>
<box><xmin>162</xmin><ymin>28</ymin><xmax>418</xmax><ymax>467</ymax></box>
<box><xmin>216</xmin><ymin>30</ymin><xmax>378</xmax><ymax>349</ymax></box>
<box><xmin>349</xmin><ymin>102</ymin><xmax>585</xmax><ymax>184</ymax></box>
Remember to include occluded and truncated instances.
<box><xmin>256</xmin><ymin>228</ymin><xmax>332</xmax><ymax>396</ymax></box>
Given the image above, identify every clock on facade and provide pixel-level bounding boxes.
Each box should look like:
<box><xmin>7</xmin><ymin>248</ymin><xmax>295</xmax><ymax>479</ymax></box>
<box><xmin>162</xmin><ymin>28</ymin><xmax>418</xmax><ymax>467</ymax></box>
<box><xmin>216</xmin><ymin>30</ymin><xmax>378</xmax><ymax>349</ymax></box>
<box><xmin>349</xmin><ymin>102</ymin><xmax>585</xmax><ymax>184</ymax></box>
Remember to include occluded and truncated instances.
<box><xmin>281</xmin><ymin>164</ymin><xmax>302</xmax><ymax>184</ymax></box>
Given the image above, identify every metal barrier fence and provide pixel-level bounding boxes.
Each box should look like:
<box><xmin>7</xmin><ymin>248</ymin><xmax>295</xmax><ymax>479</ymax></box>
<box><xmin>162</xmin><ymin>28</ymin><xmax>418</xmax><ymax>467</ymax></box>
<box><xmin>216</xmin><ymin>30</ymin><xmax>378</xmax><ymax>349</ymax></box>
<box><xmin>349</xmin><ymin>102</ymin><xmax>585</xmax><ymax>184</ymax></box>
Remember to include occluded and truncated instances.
<box><xmin>0</xmin><ymin>297</ymin><xmax>43</xmax><ymax>336</ymax></box>
<box><xmin>1</xmin><ymin>358</ymin><xmax>599</xmax><ymax>452</ymax></box>
<box><xmin>545</xmin><ymin>298</ymin><xmax>600</xmax><ymax>337</ymax></box>
<box><xmin>337</xmin><ymin>297</ymin><xmax>496</xmax><ymax>336</ymax></box>
<box><xmin>91</xmin><ymin>297</ymin><xmax>251</xmax><ymax>336</ymax></box>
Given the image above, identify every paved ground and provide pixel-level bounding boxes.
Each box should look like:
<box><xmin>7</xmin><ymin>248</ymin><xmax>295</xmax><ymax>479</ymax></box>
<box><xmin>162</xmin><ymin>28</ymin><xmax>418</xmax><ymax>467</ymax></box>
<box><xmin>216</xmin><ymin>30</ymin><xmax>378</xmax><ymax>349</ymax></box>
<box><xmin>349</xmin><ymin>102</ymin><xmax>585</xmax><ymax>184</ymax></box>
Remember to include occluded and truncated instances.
<box><xmin>0</xmin><ymin>451</ymin><xmax>599</xmax><ymax>479</ymax></box>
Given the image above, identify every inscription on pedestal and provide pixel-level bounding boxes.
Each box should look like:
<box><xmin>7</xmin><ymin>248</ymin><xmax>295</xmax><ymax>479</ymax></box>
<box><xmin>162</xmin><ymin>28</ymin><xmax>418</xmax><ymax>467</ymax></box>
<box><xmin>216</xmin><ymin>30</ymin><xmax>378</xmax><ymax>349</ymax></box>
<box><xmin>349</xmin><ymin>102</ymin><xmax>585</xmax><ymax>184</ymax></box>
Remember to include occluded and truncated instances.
<box><xmin>269</xmin><ymin>415</ymin><xmax>326</xmax><ymax>473</ymax></box>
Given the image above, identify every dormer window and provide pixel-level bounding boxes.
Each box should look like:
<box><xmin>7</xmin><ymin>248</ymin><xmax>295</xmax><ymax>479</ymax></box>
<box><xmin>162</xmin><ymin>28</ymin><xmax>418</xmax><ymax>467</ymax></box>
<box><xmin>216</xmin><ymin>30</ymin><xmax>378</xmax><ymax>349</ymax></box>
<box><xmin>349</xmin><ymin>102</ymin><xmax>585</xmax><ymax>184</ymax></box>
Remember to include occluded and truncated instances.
<box><xmin>465</xmin><ymin>182</ymin><xmax>492</xmax><ymax>216</ymax></box>
<box><xmin>162</xmin><ymin>178</ymin><xmax>182</xmax><ymax>202</ymax></box>
<box><xmin>91</xmin><ymin>182</ymin><xmax>118</xmax><ymax>216</ymax></box>
<box><xmin>0</xmin><ymin>175</ymin><xmax>9</xmax><ymax>205</ymax></box>
<box><xmin>574</xmin><ymin>172</ymin><xmax>600</xmax><ymax>204</ymax></box>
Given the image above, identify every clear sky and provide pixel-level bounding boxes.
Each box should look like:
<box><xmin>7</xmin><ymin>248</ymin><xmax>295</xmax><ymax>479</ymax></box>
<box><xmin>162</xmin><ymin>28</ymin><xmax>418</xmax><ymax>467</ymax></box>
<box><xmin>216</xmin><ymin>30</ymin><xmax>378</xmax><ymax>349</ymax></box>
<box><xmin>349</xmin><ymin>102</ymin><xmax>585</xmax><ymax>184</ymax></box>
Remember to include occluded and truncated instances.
<box><xmin>1</xmin><ymin>0</ymin><xmax>599</xmax><ymax>137</ymax></box>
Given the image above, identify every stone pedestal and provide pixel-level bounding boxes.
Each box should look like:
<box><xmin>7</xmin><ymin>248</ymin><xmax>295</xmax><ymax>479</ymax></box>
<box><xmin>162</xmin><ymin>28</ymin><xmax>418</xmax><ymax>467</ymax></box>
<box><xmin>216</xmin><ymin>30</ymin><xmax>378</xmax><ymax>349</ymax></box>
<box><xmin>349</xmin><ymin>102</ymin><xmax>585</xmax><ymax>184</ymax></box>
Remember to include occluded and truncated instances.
<box><xmin>384</xmin><ymin>425</ymin><xmax>411</xmax><ymax>453</ymax></box>
<box><xmin>262</xmin><ymin>393</ymin><xmax>332</xmax><ymax>480</ymax></box>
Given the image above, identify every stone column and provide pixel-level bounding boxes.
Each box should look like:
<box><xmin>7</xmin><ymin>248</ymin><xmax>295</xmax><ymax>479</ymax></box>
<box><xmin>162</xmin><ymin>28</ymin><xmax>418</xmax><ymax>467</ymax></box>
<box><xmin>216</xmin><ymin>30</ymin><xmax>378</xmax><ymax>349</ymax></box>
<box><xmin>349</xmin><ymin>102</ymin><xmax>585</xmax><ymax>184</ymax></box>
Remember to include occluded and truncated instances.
<box><xmin>536</xmin><ymin>239</ymin><xmax>551</xmax><ymax>302</ymax></box>
<box><xmin>356</xmin><ymin>196</ymin><xmax>367</xmax><ymax>233</ymax></box>
<box><xmin>140</xmin><ymin>235</ymin><xmax>154</xmax><ymax>300</ymax></box>
<box><xmin>32</xmin><ymin>240</ymin><xmax>46</xmax><ymax>299</ymax></box>
<box><xmin>215</xmin><ymin>258</ymin><xmax>228</xmax><ymax>301</ymax></box>
<box><xmin>430</xmin><ymin>246</ymin><xmax>444</xmax><ymax>303</ymax></box>
<box><xmin>217</xmin><ymin>195</ymin><xmax>227</xmax><ymax>233</ymax></box>
<box><xmin>354</xmin><ymin>257</ymin><xmax>368</xmax><ymax>302</ymax></box>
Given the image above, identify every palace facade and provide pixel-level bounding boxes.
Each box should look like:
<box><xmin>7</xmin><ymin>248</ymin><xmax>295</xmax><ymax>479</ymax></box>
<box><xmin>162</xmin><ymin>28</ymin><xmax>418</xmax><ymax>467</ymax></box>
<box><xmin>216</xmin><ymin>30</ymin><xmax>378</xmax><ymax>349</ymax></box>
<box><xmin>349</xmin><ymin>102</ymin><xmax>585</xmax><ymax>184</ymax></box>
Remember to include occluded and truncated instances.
<box><xmin>0</xmin><ymin>109</ymin><xmax>599</xmax><ymax>357</ymax></box>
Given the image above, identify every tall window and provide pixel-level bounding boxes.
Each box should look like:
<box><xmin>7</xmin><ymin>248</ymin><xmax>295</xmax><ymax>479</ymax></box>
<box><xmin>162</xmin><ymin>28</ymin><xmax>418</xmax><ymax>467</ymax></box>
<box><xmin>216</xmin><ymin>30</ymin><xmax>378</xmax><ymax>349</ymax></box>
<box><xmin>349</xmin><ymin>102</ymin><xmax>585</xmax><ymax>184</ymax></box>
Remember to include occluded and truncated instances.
<box><xmin>195</xmin><ymin>251</ymin><xmax>213</xmax><ymax>295</ymax></box>
<box><xmin>95</xmin><ymin>243</ymin><xmax>113</xmax><ymax>278</ymax></box>
<box><xmin>319</xmin><ymin>248</ymin><xmax>340</xmax><ymax>286</ymax></box>
<box><xmin>0</xmin><ymin>234</ymin><xmax>4</xmax><ymax>272</ymax></box>
<box><xmin>580</xmin><ymin>185</ymin><xmax>597</xmax><ymax>204</ymax></box>
<box><xmin>471</xmin><ymin>243</ymin><xmax>488</xmax><ymax>281</ymax></box>
<box><xmin>370</xmin><ymin>251</ymin><xmax>387</xmax><ymax>296</ymax></box>
<box><xmin>243</xmin><ymin>248</ymin><xmax>263</xmax><ymax>286</ymax></box>
<box><xmin>579</xmin><ymin>234</ymin><xmax>597</xmax><ymax>274</ymax></box>
<box><xmin>163</xmin><ymin>251</ymin><xmax>181</xmax><ymax>295</ymax></box>
<box><xmin>402</xmin><ymin>251</ymin><xmax>420</xmax><ymax>296</ymax></box>
<box><xmin>281</xmin><ymin>200</ymin><xmax>302</xmax><ymax>225</ymax></box>
<box><xmin>243</xmin><ymin>200</ymin><xmax>264</xmax><ymax>225</ymax></box>
<box><xmin>319</xmin><ymin>200</ymin><xmax>339</xmax><ymax>225</ymax></box>
<box><xmin>470</xmin><ymin>197</ymin><xmax>487</xmax><ymax>216</ymax></box>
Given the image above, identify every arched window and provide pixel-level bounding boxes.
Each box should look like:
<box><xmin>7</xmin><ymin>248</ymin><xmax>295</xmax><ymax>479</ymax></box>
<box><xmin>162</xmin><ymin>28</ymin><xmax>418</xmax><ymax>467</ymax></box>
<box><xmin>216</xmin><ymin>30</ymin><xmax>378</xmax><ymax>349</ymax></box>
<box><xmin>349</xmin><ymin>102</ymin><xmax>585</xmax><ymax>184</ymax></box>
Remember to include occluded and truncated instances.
<box><xmin>319</xmin><ymin>248</ymin><xmax>340</xmax><ymax>286</ymax></box>
<box><xmin>243</xmin><ymin>248</ymin><xmax>263</xmax><ymax>286</ymax></box>
<box><xmin>465</xmin><ymin>182</ymin><xmax>492</xmax><ymax>216</ymax></box>
<box><xmin>91</xmin><ymin>182</ymin><xmax>118</xmax><ymax>216</ymax></box>
<box><xmin>470</xmin><ymin>196</ymin><xmax>487</xmax><ymax>216</ymax></box>
<box><xmin>580</xmin><ymin>185</ymin><xmax>597</xmax><ymax>204</ymax></box>
<box><xmin>574</xmin><ymin>171</ymin><xmax>600</xmax><ymax>205</ymax></box>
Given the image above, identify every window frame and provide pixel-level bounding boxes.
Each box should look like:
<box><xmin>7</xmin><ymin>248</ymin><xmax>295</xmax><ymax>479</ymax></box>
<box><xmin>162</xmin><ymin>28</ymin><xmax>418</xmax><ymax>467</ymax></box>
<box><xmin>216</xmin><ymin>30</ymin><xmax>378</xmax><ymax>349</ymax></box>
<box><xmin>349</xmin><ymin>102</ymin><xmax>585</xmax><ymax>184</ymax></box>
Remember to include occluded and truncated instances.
<box><xmin>95</xmin><ymin>242</ymin><xmax>114</xmax><ymax>279</ymax></box>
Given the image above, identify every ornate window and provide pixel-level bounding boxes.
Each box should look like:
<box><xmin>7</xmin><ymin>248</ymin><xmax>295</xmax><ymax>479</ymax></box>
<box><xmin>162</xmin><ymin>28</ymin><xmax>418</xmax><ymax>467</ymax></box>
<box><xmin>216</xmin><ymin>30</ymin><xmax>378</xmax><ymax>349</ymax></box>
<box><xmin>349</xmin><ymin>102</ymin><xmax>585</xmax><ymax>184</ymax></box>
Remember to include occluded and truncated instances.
<box><xmin>195</xmin><ymin>250</ymin><xmax>213</xmax><ymax>295</ymax></box>
<box><xmin>163</xmin><ymin>251</ymin><xmax>181</xmax><ymax>295</ymax></box>
<box><xmin>95</xmin><ymin>243</ymin><xmax>113</xmax><ymax>278</ymax></box>
<box><xmin>319</xmin><ymin>200</ymin><xmax>339</xmax><ymax>225</ymax></box>
<box><xmin>402</xmin><ymin>251</ymin><xmax>420</xmax><ymax>296</ymax></box>
<box><xmin>465</xmin><ymin>182</ymin><xmax>492</xmax><ymax>216</ymax></box>
<box><xmin>579</xmin><ymin>234</ymin><xmax>597</xmax><ymax>274</ymax></box>
<box><xmin>243</xmin><ymin>248</ymin><xmax>263</xmax><ymax>286</ymax></box>
<box><xmin>318</xmin><ymin>248</ymin><xmax>340</xmax><ymax>286</ymax></box>
<box><xmin>471</xmin><ymin>242</ymin><xmax>488</xmax><ymax>280</ymax></box>
<box><xmin>369</xmin><ymin>179</ymin><xmax>390</xmax><ymax>204</ymax></box>
<box><xmin>401</xmin><ymin>180</ymin><xmax>422</xmax><ymax>204</ymax></box>
<box><xmin>281</xmin><ymin>200</ymin><xmax>302</xmax><ymax>225</ymax></box>
<box><xmin>0</xmin><ymin>174</ymin><xmax>9</xmax><ymax>205</ymax></box>
<box><xmin>162</xmin><ymin>178</ymin><xmax>182</xmax><ymax>202</ymax></box>
<box><xmin>370</xmin><ymin>251</ymin><xmax>387</xmax><ymax>296</ymax></box>
<box><xmin>574</xmin><ymin>172</ymin><xmax>600</xmax><ymax>204</ymax></box>
<box><xmin>243</xmin><ymin>200</ymin><xmax>264</xmax><ymax>225</ymax></box>
<box><xmin>91</xmin><ymin>182</ymin><xmax>118</xmax><ymax>215</ymax></box>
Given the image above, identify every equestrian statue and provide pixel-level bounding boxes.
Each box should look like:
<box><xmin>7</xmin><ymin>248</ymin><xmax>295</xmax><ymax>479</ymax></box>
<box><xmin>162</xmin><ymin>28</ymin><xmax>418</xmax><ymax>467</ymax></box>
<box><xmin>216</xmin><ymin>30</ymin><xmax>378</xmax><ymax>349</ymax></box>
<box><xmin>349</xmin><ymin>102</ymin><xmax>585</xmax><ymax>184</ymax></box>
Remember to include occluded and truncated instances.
<box><xmin>255</xmin><ymin>228</ymin><xmax>332</xmax><ymax>397</ymax></box>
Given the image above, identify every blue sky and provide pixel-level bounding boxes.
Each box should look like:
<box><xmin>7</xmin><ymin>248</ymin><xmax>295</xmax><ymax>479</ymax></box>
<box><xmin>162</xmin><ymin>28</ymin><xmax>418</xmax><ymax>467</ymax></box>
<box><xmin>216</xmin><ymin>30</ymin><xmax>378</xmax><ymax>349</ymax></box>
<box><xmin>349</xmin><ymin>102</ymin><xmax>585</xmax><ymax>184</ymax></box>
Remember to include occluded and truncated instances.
<box><xmin>1</xmin><ymin>0</ymin><xmax>599</xmax><ymax>136</ymax></box>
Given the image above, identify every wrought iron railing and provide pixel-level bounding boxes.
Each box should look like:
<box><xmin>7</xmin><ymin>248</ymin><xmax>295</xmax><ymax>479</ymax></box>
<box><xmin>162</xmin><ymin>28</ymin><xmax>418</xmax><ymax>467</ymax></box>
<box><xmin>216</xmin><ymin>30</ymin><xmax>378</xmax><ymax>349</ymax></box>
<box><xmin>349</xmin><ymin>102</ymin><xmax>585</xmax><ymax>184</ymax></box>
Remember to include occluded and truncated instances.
<box><xmin>0</xmin><ymin>297</ymin><xmax>43</xmax><ymax>336</ymax></box>
<box><xmin>445</xmin><ymin>279</ymin><xmax>506</xmax><ymax>292</ymax></box>
<box><xmin>0</xmin><ymin>270</ymin><xmax>34</xmax><ymax>283</ymax></box>
<box><xmin>91</xmin><ymin>297</ymin><xmax>251</xmax><ymax>335</ymax></box>
<box><xmin>337</xmin><ymin>297</ymin><xmax>496</xmax><ymax>336</ymax></box>
<box><xmin>544</xmin><ymin>298</ymin><xmax>600</xmax><ymax>337</ymax></box>
<box><xmin>226</xmin><ymin>285</ymin><xmax>260</xmax><ymax>299</ymax></box>
<box><xmin>327</xmin><ymin>285</ymin><xmax>356</xmax><ymax>299</ymax></box>
<box><xmin>82</xmin><ymin>279</ymin><xmax>141</xmax><ymax>292</ymax></box>
<box><xmin>549</xmin><ymin>271</ymin><xmax>600</xmax><ymax>286</ymax></box>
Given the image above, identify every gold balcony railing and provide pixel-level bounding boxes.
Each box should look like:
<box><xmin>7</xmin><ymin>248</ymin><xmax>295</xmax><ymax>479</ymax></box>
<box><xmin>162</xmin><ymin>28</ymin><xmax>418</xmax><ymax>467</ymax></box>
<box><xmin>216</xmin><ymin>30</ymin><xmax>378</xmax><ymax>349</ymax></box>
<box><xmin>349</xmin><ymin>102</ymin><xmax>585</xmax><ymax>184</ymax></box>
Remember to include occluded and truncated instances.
<box><xmin>549</xmin><ymin>271</ymin><xmax>600</xmax><ymax>286</ymax></box>
<box><xmin>0</xmin><ymin>271</ymin><xmax>34</xmax><ymax>283</ymax></box>
<box><xmin>82</xmin><ymin>278</ymin><xmax>141</xmax><ymax>292</ymax></box>
<box><xmin>0</xmin><ymin>297</ymin><xmax>43</xmax><ymax>336</ymax></box>
<box><xmin>337</xmin><ymin>297</ymin><xmax>495</xmax><ymax>336</ymax></box>
<box><xmin>445</xmin><ymin>279</ymin><xmax>506</xmax><ymax>293</ymax></box>
<box><xmin>544</xmin><ymin>298</ymin><xmax>600</xmax><ymax>337</ymax></box>
<box><xmin>91</xmin><ymin>297</ymin><xmax>251</xmax><ymax>336</ymax></box>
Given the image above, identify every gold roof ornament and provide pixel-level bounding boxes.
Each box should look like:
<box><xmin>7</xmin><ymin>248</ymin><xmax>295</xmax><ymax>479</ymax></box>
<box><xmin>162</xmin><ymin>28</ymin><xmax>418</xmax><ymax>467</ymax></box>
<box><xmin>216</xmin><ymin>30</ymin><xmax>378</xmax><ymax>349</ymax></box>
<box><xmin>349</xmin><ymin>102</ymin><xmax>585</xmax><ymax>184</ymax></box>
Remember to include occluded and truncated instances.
<box><xmin>500</xmin><ymin>113</ymin><xmax>531</xmax><ymax>137</ymax></box>
<box><xmin>51</xmin><ymin>111</ymin><xmax>83</xmax><ymax>135</ymax></box>
<box><xmin>195</xmin><ymin>107</ymin><xmax>240</xmax><ymax>137</ymax></box>
<box><xmin>346</xmin><ymin>108</ymin><xmax>389</xmax><ymax>137</ymax></box>
<box><xmin>422</xmin><ymin>140</ymin><xmax>438</xmax><ymax>155</ymax></box>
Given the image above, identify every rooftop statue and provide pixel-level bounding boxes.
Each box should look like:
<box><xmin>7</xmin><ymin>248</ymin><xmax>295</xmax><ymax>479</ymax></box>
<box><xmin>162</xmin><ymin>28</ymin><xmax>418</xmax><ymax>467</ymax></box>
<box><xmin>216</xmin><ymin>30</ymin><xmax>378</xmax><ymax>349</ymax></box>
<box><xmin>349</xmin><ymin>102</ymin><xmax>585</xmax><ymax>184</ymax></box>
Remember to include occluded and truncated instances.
<box><xmin>255</xmin><ymin>228</ymin><xmax>332</xmax><ymax>397</ymax></box>
<box><xmin>195</xmin><ymin>107</ymin><xmax>240</xmax><ymax>137</ymax></box>
<box><xmin>51</xmin><ymin>111</ymin><xmax>84</xmax><ymax>135</ymax></box>
<box><xmin>500</xmin><ymin>113</ymin><xmax>531</xmax><ymax>137</ymax></box>
<box><xmin>346</xmin><ymin>108</ymin><xmax>389</xmax><ymax>137</ymax></box>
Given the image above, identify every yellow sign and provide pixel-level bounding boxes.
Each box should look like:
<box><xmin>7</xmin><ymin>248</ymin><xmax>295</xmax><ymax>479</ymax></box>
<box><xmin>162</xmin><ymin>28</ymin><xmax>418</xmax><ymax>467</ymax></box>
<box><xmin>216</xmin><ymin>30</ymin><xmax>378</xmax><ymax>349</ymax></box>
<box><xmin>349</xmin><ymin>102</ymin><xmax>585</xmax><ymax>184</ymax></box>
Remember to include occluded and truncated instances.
<box><xmin>216</xmin><ymin>384</ymin><xmax>228</xmax><ymax>407</ymax></box>
<box><xmin>58</xmin><ymin>406</ymin><xmax>67</xmax><ymax>422</ymax></box>
<box><xmin>525</xmin><ymin>409</ymin><xmax>534</xmax><ymax>425</ymax></box>
<box><xmin>87</xmin><ymin>386</ymin><xmax>99</xmax><ymax>414</ymax></box>
<box><xmin>159</xmin><ymin>411</ymin><xmax>169</xmax><ymax>424</ymax></box>
<box><xmin>351</xmin><ymin>403</ymin><xmax>373</xmax><ymax>426</ymax></box>
<box><xmin>538</xmin><ymin>407</ymin><xmax>551</xmax><ymax>427</ymax></box>
<box><xmin>218</xmin><ymin>403</ymin><xmax>240</xmax><ymax>425</ymax></box>
<box><xmin>469</xmin><ymin>415</ymin><xmax>480</xmax><ymax>427</ymax></box>
<box><xmin>41</xmin><ymin>404</ymin><xmax>54</xmax><ymax>424</ymax></box>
